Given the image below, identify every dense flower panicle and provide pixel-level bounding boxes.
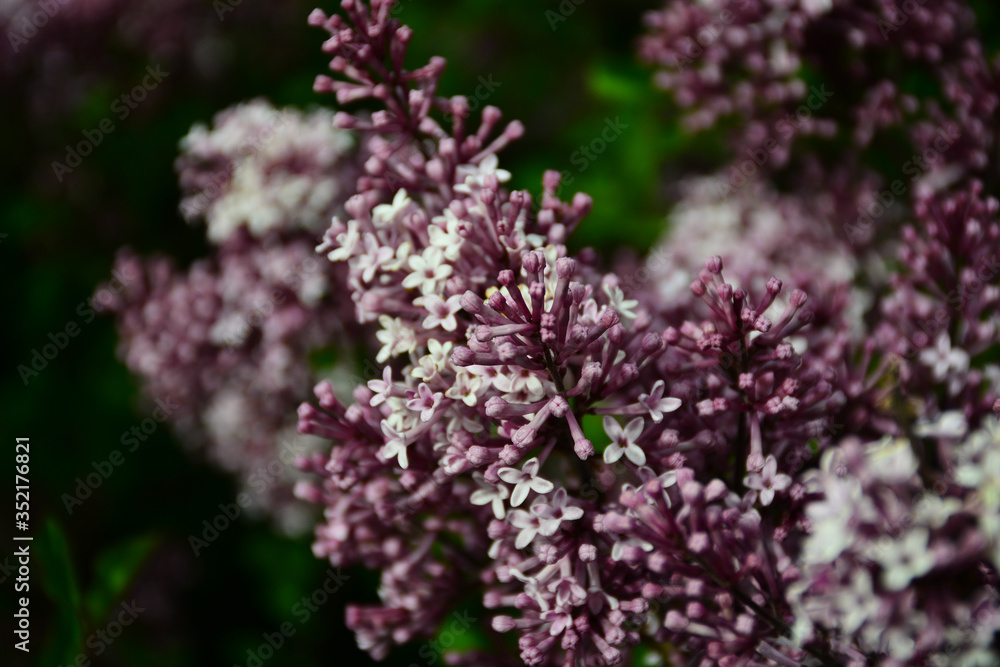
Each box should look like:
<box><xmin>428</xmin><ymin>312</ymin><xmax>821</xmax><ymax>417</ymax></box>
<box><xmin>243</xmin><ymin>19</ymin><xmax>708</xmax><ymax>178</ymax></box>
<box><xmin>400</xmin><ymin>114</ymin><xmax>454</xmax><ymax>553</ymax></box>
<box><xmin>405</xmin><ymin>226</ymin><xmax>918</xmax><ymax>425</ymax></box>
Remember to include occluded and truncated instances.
<box><xmin>874</xmin><ymin>183</ymin><xmax>1000</xmax><ymax>427</ymax></box>
<box><xmin>103</xmin><ymin>103</ymin><xmax>359</xmax><ymax>530</ymax></box>
<box><xmin>598</xmin><ymin>472</ymin><xmax>810</xmax><ymax>665</ymax></box>
<box><xmin>281</xmin><ymin>1</ymin><xmax>1000</xmax><ymax>664</ymax></box>
<box><xmin>295</xmin><ymin>2</ymin><xmax>845</xmax><ymax>665</ymax></box>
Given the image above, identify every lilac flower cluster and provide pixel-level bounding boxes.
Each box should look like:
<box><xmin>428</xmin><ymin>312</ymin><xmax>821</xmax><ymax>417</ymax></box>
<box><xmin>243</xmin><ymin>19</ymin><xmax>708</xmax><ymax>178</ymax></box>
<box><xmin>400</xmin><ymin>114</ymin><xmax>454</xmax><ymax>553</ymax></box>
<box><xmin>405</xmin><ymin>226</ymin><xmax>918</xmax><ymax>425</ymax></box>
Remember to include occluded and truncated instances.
<box><xmin>103</xmin><ymin>0</ymin><xmax>1000</xmax><ymax>663</ymax></box>
<box><xmin>791</xmin><ymin>426</ymin><xmax>1000</xmax><ymax>665</ymax></box>
<box><xmin>639</xmin><ymin>0</ymin><xmax>999</xmax><ymax>242</ymax></box>
<box><xmin>105</xmin><ymin>100</ymin><xmax>358</xmax><ymax>529</ymax></box>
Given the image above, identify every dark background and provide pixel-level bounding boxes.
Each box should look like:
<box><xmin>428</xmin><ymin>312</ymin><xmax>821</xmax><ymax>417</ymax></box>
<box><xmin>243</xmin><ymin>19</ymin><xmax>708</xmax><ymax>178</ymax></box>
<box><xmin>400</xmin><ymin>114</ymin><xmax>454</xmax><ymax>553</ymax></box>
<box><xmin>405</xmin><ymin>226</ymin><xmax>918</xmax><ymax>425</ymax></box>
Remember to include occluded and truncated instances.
<box><xmin>0</xmin><ymin>1</ymin><xmax>693</xmax><ymax>665</ymax></box>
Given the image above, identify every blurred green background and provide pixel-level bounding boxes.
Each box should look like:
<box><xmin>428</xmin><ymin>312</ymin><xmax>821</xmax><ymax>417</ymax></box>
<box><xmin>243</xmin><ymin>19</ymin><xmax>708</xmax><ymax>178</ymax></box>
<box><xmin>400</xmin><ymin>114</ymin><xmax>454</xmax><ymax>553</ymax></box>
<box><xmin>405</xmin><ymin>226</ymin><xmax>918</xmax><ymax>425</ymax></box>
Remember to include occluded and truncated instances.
<box><xmin>0</xmin><ymin>1</ymin><xmax>698</xmax><ymax>665</ymax></box>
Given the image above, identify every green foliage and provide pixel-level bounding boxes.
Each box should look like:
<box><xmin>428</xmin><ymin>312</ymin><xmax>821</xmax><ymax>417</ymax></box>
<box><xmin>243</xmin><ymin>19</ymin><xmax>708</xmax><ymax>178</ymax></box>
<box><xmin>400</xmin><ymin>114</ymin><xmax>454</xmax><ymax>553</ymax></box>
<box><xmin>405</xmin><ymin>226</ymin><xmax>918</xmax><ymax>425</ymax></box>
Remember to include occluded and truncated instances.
<box><xmin>36</xmin><ymin>519</ymin><xmax>85</xmax><ymax>667</ymax></box>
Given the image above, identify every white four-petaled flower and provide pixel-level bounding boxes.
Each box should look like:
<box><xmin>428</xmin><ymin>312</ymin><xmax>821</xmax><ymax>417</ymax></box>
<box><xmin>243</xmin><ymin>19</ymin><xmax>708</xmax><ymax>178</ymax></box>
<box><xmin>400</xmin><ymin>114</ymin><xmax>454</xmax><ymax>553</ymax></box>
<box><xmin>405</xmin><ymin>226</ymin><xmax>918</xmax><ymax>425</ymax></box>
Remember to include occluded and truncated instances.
<box><xmin>637</xmin><ymin>380</ymin><xmax>682</xmax><ymax>423</ymax></box>
<box><xmin>403</xmin><ymin>246</ymin><xmax>452</xmax><ymax>295</ymax></box>
<box><xmin>375</xmin><ymin>315</ymin><xmax>417</xmax><ymax>363</ymax></box>
<box><xmin>874</xmin><ymin>528</ymin><xmax>936</xmax><ymax>591</ymax></box>
<box><xmin>743</xmin><ymin>454</ymin><xmax>792</xmax><ymax>506</ymax></box>
<box><xmin>509</xmin><ymin>509</ymin><xmax>542</xmax><ymax>549</ymax></box>
<box><xmin>532</xmin><ymin>488</ymin><xmax>584</xmax><ymax>536</ymax></box>
<box><xmin>380</xmin><ymin>421</ymin><xmax>409</xmax><ymax>469</ymax></box>
<box><xmin>367</xmin><ymin>366</ymin><xmax>394</xmax><ymax>407</ymax></box>
<box><xmin>498</xmin><ymin>457</ymin><xmax>554</xmax><ymax>507</ymax></box>
<box><xmin>602</xmin><ymin>283</ymin><xmax>639</xmax><ymax>322</ymax></box>
<box><xmin>415</xmin><ymin>294</ymin><xmax>463</xmax><ymax>332</ymax></box>
<box><xmin>454</xmin><ymin>153</ymin><xmax>511</xmax><ymax>194</ymax></box>
<box><xmin>371</xmin><ymin>189</ymin><xmax>412</xmax><ymax>227</ymax></box>
<box><xmin>470</xmin><ymin>473</ymin><xmax>509</xmax><ymax>519</ymax></box>
<box><xmin>406</xmin><ymin>383</ymin><xmax>442</xmax><ymax>422</ymax></box>
<box><xmin>603</xmin><ymin>416</ymin><xmax>647</xmax><ymax>465</ymax></box>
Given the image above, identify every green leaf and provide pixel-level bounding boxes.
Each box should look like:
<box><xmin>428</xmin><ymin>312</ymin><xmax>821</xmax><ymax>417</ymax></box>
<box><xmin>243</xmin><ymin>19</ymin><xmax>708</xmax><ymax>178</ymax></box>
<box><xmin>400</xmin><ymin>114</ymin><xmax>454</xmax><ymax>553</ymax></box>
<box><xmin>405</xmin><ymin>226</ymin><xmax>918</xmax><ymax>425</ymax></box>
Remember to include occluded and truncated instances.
<box><xmin>84</xmin><ymin>533</ymin><xmax>160</xmax><ymax>623</ymax></box>
<box><xmin>429</xmin><ymin>602</ymin><xmax>490</xmax><ymax>659</ymax></box>
<box><xmin>587</xmin><ymin>62</ymin><xmax>649</xmax><ymax>105</ymax></box>
<box><xmin>36</xmin><ymin>517</ymin><xmax>85</xmax><ymax>666</ymax></box>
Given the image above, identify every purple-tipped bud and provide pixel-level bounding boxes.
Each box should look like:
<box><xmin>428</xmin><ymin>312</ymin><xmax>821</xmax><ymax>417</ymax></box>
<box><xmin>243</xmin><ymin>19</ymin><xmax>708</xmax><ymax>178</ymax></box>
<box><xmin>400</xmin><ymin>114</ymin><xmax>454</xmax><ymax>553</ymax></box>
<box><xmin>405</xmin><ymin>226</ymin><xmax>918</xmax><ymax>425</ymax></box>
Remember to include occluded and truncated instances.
<box><xmin>497</xmin><ymin>341</ymin><xmax>518</xmax><ymax>362</ymax></box>
<box><xmin>690</xmin><ymin>280</ymin><xmax>706</xmax><ymax>297</ymax></box>
<box><xmin>485</xmin><ymin>396</ymin><xmax>510</xmax><ymax>418</ymax></box>
<box><xmin>504</xmin><ymin>120</ymin><xmax>525</xmax><ymax>140</ymax></box>
<box><xmin>484</xmin><ymin>463</ymin><xmax>501</xmax><ymax>484</ymax></box>
<box><xmin>705</xmin><ymin>256</ymin><xmax>723</xmax><ymax>274</ymax></box>
<box><xmin>641</xmin><ymin>332</ymin><xmax>664</xmax><ymax>355</ymax></box>
<box><xmin>492</xmin><ymin>616</ymin><xmax>516</xmax><ymax>633</ymax></box>
<box><xmin>578</xmin><ymin>544</ymin><xmax>597</xmax><ymax>562</ymax></box>
<box><xmin>487</xmin><ymin>291</ymin><xmax>507</xmax><ymax>312</ymax></box>
<box><xmin>314</xmin><ymin>381</ymin><xmax>340</xmax><ymax>411</ymax></box>
<box><xmin>522</xmin><ymin>251</ymin><xmax>542</xmax><ymax>275</ymax></box>
<box><xmin>717</xmin><ymin>283</ymin><xmax>733</xmax><ymax>301</ymax></box>
<box><xmin>572</xmin><ymin>192</ymin><xmax>593</xmax><ymax>214</ymax></box>
<box><xmin>789</xmin><ymin>289</ymin><xmax>808</xmax><ymax>307</ymax></box>
<box><xmin>549</xmin><ymin>395</ymin><xmax>569</xmax><ymax>418</ymax></box>
<box><xmin>497</xmin><ymin>269</ymin><xmax>516</xmax><ymax>287</ymax></box>
<box><xmin>331</xmin><ymin>110</ymin><xmax>355</xmax><ymax>127</ymax></box>
<box><xmin>680</xmin><ymin>479</ymin><xmax>704</xmax><ymax>506</ymax></box>
<box><xmin>466</xmin><ymin>446</ymin><xmax>490</xmax><ymax>466</ymax></box>
<box><xmin>609</xmin><ymin>324</ymin><xmax>626</xmax><ymax>346</ymax></box>
<box><xmin>512</xmin><ymin>425</ymin><xmax>536</xmax><ymax>446</ymax></box>
<box><xmin>557</xmin><ymin>257</ymin><xmax>577</xmax><ymax>279</ymax></box>
<box><xmin>482</xmin><ymin>105</ymin><xmax>502</xmax><ymax>126</ymax></box>
<box><xmin>483</xmin><ymin>590</ymin><xmax>503</xmax><ymax>608</ymax></box>
<box><xmin>599</xmin><ymin>308</ymin><xmax>620</xmax><ymax>329</ymax></box>
<box><xmin>687</xmin><ymin>532</ymin><xmax>710</xmax><ymax>553</ymax></box>
<box><xmin>618</xmin><ymin>363</ymin><xmax>638</xmax><ymax>384</ymax></box>
<box><xmin>664</xmin><ymin>611</ymin><xmax>689</xmax><ymax>631</ymax></box>
<box><xmin>686</xmin><ymin>601</ymin><xmax>707</xmax><ymax>620</ymax></box>
<box><xmin>499</xmin><ymin>445</ymin><xmax>520</xmax><ymax>465</ymax></box>
<box><xmin>705</xmin><ymin>479</ymin><xmax>728</xmax><ymax>502</ymax></box>
<box><xmin>616</xmin><ymin>545</ymin><xmax>645</xmax><ymax>563</ymax></box>
<box><xmin>529</xmin><ymin>281</ymin><xmax>545</xmax><ymax>304</ymax></box>
<box><xmin>451</xmin><ymin>347</ymin><xmax>475</xmax><ymax>367</ymax></box>
<box><xmin>307</xmin><ymin>8</ymin><xmax>328</xmax><ymax>25</ymax></box>
<box><xmin>766</xmin><ymin>277</ymin><xmax>782</xmax><ymax>294</ymax></box>
<box><xmin>542</xmin><ymin>169</ymin><xmax>562</xmax><ymax>192</ymax></box>
<box><xmin>574</xmin><ymin>438</ymin><xmax>594</xmax><ymax>460</ymax></box>
<box><xmin>461</xmin><ymin>290</ymin><xmax>485</xmax><ymax>314</ymax></box>
<box><xmin>581</xmin><ymin>361</ymin><xmax>602</xmax><ymax>383</ymax></box>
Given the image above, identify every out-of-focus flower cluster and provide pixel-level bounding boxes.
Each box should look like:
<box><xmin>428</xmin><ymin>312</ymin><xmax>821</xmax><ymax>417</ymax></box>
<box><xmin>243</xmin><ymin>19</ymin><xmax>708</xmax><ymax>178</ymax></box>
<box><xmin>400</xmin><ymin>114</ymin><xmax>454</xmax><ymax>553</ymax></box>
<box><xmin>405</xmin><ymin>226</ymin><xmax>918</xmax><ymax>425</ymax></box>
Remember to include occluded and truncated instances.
<box><xmin>791</xmin><ymin>424</ymin><xmax>1000</xmax><ymax>666</ymax></box>
<box><xmin>104</xmin><ymin>100</ymin><xmax>358</xmax><ymax>531</ymax></box>
<box><xmin>106</xmin><ymin>0</ymin><xmax>1000</xmax><ymax>663</ymax></box>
